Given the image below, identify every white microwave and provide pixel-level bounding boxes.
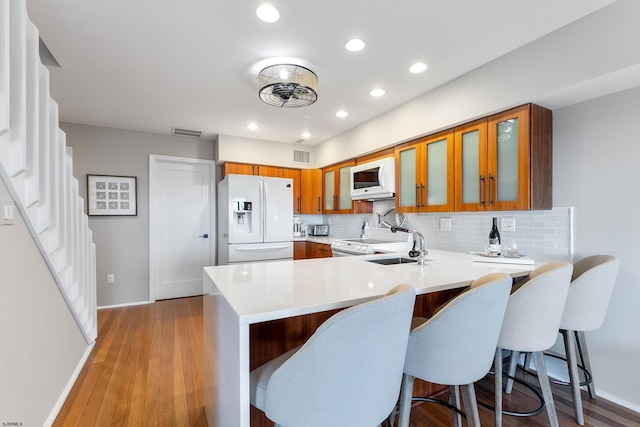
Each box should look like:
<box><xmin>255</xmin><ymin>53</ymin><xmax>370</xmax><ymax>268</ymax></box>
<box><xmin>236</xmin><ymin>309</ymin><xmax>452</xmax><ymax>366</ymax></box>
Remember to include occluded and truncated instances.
<box><xmin>350</xmin><ymin>157</ymin><xmax>396</xmax><ymax>200</ymax></box>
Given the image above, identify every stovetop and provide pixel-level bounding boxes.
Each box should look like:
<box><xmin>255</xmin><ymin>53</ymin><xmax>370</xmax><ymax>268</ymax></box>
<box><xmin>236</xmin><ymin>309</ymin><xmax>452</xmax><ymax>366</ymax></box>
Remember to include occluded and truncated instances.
<box><xmin>339</xmin><ymin>238</ymin><xmax>399</xmax><ymax>244</ymax></box>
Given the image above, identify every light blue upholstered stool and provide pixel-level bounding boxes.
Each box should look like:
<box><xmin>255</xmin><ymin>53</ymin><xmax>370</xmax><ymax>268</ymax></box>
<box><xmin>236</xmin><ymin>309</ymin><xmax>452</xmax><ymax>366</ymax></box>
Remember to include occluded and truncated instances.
<box><xmin>249</xmin><ymin>284</ymin><xmax>416</xmax><ymax>427</ymax></box>
<box><xmin>393</xmin><ymin>272</ymin><xmax>512</xmax><ymax>427</ymax></box>
<box><xmin>494</xmin><ymin>262</ymin><xmax>573</xmax><ymax>427</ymax></box>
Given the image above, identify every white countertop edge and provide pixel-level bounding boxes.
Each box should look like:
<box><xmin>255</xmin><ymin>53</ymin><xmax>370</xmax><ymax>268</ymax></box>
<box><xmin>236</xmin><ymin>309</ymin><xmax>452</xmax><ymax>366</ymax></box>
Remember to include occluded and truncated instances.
<box><xmin>205</xmin><ymin>249</ymin><xmax>538</xmax><ymax>326</ymax></box>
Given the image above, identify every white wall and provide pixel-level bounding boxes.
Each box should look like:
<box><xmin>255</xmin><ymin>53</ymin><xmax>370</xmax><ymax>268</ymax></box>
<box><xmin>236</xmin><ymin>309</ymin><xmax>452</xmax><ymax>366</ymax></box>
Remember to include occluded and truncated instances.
<box><xmin>0</xmin><ymin>178</ymin><xmax>89</xmax><ymax>426</ymax></box>
<box><xmin>62</xmin><ymin>123</ymin><xmax>216</xmax><ymax>307</ymax></box>
<box><xmin>217</xmin><ymin>134</ymin><xmax>314</xmax><ymax>168</ymax></box>
<box><xmin>314</xmin><ymin>0</ymin><xmax>640</xmax><ymax>168</ymax></box>
<box><xmin>553</xmin><ymin>86</ymin><xmax>640</xmax><ymax>409</ymax></box>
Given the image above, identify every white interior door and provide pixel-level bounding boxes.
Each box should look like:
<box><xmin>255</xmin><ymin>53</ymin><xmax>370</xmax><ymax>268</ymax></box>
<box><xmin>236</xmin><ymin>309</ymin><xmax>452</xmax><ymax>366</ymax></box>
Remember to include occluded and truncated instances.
<box><xmin>149</xmin><ymin>155</ymin><xmax>214</xmax><ymax>300</ymax></box>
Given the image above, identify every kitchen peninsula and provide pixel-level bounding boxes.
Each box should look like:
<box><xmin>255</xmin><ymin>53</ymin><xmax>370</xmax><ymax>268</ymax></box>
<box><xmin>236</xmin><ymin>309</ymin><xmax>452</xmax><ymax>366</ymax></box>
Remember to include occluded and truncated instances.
<box><xmin>203</xmin><ymin>250</ymin><xmax>537</xmax><ymax>426</ymax></box>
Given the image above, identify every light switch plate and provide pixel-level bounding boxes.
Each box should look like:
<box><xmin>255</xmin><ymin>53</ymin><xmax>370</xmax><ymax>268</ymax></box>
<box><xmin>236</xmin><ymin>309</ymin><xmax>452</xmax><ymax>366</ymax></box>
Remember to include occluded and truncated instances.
<box><xmin>501</xmin><ymin>217</ymin><xmax>516</xmax><ymax>232</ymax></box>
<box><xmin>0</xmin><ymin>200</ymin><xmax>15</xmax><ymax>225</ymax></box>
<box><xmin>440</xmin><ymin>217</ymin><xmax>452</xmax><ymax>231</ymax></box>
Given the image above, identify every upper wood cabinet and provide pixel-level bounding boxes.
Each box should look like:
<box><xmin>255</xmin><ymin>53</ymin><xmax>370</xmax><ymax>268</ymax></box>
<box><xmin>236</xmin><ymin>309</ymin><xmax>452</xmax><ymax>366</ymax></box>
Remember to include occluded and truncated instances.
<box><xmin>221</xmin><ymin>162</ymin><xmax>302</xmax><ymax>213</ymax></box>
<box><xmin>454</xmin><ymin>104</ymin><xmax>552</xmax><ymax>211</ymax></box>
<box><xmin>395</xmin><ymin>130</ymin><xmax>455</xmax><ymax>213</ymax></box>
<box><xmin>221</xmin><ymin>162</ymin><xmax>283</xmax><ymax>177</ymax></box>
<box><xmin>323</xmin><ymin>160</ymin><xmax>354</xmax><ymax>214</ymax></box>
<box><xmin>221</xmin><ymin>162</ymin><xmax>256</xmax><ymax>176</ymax></box>
<box><xmin>300</xmin><ymin>169</ymin><xmax>322</xmax><ymax>214</ymax></box>
<box><xmin>283</xmin><ymin>168</ymin><xmax>301</xmax><ymax>214</ymax></box>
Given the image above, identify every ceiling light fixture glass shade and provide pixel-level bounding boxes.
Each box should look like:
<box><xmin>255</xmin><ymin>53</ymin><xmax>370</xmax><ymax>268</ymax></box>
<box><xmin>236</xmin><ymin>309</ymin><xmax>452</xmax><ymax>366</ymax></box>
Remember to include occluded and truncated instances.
<box><xmin>258</xmin><ymin>64</ymin><xmax>318</xmax><ymax>108</ymax></box>
<box><xmin>256</xmin><ymin>4</ymin><xmax>280</xmax><ymax>22</ymax></box>
<box><xmin>344</xmin><ymin>39</ymin><xmax>366</xmax><ymax>52</ymax></box>
<box><xmin>409</xmin><ymin>62</ymin><xmax>428</xmax><ymax>73</ymax></box>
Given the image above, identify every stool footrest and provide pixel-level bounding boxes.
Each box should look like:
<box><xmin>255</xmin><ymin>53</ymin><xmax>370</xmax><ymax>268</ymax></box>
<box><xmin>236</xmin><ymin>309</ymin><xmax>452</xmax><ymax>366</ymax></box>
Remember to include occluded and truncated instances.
<box><xmin>479</xmin><ymin>371</ymin><xmax>546</xmax><ymax>417</ymax></box>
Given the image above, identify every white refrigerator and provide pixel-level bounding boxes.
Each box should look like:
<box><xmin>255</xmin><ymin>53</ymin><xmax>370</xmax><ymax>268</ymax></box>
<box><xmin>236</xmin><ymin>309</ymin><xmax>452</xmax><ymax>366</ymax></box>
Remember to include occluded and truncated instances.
<box><xmin>218</xmin><ymin>174</ymin><xmax>294</xmax><ymax>264</ymax></box>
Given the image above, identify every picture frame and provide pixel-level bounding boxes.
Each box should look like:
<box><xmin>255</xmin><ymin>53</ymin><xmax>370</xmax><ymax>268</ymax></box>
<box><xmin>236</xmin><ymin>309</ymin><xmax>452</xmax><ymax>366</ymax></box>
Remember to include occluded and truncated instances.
<box><xmin>87</xmin><ymin>174</ymin><xmax>137</xmax><ymax>216</ymax></box>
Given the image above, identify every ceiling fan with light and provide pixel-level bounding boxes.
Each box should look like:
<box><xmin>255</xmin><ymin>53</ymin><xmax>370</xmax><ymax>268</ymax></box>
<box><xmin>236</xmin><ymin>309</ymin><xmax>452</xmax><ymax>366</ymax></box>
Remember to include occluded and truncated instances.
<box><xmin>258</xmin><ymin>64</ymin><xmax>318</xmax><ymax>108</ymax></box>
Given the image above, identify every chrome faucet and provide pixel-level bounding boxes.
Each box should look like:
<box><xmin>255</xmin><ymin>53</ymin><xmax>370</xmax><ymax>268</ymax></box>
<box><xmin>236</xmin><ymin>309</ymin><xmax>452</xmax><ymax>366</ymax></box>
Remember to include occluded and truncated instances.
<box><xmin>390</xmin><ymin>226</ymin><xmax>428</xmax><ymax>265</ymax></box>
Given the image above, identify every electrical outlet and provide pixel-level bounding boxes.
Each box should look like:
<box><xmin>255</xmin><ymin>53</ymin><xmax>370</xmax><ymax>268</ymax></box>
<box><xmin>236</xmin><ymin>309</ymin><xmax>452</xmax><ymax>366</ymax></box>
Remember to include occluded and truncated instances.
<box><xmin>107</xmin><ymin>273</ymin><xmax>115</xmax><ymax>284</ymax></box>
<box><xmin>440</xmin><ymin>217</ymin><xmax>452</xmax><ymax>231</ymax></box>
<box><xmin>501</xmin><ymin>218</ymin><xmax>516</xmax><ymax>232</ymax></box>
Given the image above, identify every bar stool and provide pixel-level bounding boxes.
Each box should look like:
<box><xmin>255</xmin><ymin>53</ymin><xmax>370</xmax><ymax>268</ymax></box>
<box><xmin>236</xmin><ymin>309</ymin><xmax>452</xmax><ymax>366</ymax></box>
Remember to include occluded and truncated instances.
<box><xmin>394</xmin><ymin>272</ymin><xmax>512</xmax><ymax>427</ymax></box>
<box><xmin>249</xmin><ymin>284</ymin><xmax>415</xmax><ymax>427</ymax></box>
<box><xmin>493</xmin><ymin>262</ymin><xmax>573</xmax><ymax>427</ymax></box>
<box><xmin>558</xmin><ymin>255</ymin><xmax>620</xmax><ymax>425</ymax></box>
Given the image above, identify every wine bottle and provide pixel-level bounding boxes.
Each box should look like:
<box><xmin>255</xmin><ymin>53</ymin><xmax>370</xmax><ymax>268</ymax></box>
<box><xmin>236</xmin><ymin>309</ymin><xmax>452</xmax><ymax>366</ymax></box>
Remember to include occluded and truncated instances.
<box><xmin>489</xmin><ymin>217</ymin><xmax>501</xmax><ymax>255</ymax></box>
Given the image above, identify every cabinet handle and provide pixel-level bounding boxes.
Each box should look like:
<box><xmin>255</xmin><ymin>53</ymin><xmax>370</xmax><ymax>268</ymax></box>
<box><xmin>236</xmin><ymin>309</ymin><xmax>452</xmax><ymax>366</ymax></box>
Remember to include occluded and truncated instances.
<box><xmin>317</xmin><ymin>197</ymin><xmax>321</xmax><ymax>213</ymax></box>
<box><xmin>334</xmin><ymin>194</ymin><xmax>338</xmax><ymax>211</ymax></box>
<box><xmin>488</xmin><ymin>174</ymin><xmax>494</xmax><ymax>205</ymax></box>
<box><xmin>479</xmin><ymin>175</ymin><xmax>485</xmax><ymax>206</ymax></box>
<box><xmin>421</xmin><ymin>183</ymin><xmax>426</xmax><ymax>208</ymax></box>
<box><xmin>297</xmin><ymin>196</ymin><xmax>301</xmax><ymax>212</ymax></box>
<box><xmin>415</xmin><ymin>185</ymin><xmax>420</xmax><ymax>208</ymax></box>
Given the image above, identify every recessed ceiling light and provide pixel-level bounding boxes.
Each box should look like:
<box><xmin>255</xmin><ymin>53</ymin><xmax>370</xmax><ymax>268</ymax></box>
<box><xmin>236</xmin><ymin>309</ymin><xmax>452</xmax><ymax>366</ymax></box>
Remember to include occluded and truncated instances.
<box><xmin>409</xmin><ymin>62</ymin><xmax>428</xmax><ymax>73</ymax></box>
<box><xmin>335</xmin><ymin>110</ymin><xmax>349</xmax><ymax>118</ymax></box>
<box><xmin>300</xmin><ymin>132</ymin><xmax>312</xmax><ymax>139</ymax></box>
<box><xmin>369</xmin><ymin>88</ymin><xmax>386</xmax><ymax>97</ymax></box>
<box><xmin>344</xmin><ymin>39</ymin><xmax>366</xmax><ymax>52</ymax></box>
<box><xmin>246</xmin><ymin>123</ymin><xmax>260</xmax><ymax>131</ymax></box>
<box><xmin>256</xmin><ymin>4</ymin><xmax>280</xmax><ymax>23</ymax></box>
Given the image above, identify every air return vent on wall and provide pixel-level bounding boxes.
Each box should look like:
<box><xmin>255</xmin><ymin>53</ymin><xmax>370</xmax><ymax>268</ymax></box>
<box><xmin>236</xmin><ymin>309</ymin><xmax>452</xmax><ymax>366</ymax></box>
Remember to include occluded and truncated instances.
<box><xmin>172</xmin><ymin>127</ymin><xmax>202</xmax><ymax>138</ymax></box>
<box><xmin>294</xmin><ymin>150</ymin><xmax>310</xmax><ymax>164</ymax></box>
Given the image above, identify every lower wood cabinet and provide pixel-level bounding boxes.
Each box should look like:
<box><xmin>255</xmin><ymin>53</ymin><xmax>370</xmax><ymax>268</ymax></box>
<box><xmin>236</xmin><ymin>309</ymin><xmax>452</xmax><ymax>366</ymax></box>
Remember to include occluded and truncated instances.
<box><xmin>293</xmin><ymin>241</ymin><xmax>333</xmax><ymax>259</ymax></box>
<box><xmin>307</xmin><ymin>242</ymin><xmax>332</xmax><ymax>258</ymax></box>
<box><xmin>293</xmin><ymin>241</ymin><xmax>307</xmax><ymax>260</ymax></box>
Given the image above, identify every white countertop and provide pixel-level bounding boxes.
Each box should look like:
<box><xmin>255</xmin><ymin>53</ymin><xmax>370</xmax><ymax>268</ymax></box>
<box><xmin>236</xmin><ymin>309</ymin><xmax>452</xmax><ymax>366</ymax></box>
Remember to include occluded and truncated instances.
<box><xmin>203</xmin><ymin>249</ymin><xmax>537</xmax><ymax>325</ymax></box>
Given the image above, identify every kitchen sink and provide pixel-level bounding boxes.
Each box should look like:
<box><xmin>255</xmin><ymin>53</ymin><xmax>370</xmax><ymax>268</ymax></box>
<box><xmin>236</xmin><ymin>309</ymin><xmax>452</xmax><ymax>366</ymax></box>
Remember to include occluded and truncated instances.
<box><xmin>365</xmin><ymin>257</ymin><xmax>418</xmax><ymax>265</ymax></box>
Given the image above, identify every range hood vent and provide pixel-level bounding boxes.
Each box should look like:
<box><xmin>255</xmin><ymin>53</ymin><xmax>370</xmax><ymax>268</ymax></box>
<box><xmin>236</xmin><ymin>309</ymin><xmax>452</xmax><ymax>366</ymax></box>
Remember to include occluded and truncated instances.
<box><xmin>172</xmin><ymin>127</ymin><xmax>202</xmax><ymax>138</ymax></box>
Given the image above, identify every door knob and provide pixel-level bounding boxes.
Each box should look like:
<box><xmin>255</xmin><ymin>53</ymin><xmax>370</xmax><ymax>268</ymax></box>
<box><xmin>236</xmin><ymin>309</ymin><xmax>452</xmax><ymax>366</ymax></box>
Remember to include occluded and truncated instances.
<box><xmin>199</xmin><ymin>233</ymin><xmax>209</xmax><ymax>238</ymax></box>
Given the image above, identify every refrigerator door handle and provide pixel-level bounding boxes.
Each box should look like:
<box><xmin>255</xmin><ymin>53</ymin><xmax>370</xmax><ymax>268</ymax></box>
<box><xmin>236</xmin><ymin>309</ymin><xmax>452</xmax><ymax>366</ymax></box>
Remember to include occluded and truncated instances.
<box><xmin>235</xmin><ymin>245</ymin><xmax>290</xmax><ymax>252</ymax></box>
<box><xmin>262</xmin><ymin>180</ymin><xmax>267</xmax><ymax>239</ymax></box>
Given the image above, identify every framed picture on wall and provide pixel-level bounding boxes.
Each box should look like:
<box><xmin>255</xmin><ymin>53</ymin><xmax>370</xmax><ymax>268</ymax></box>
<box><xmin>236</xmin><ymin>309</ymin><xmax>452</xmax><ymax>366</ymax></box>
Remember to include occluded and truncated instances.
<box><xmin>87</xmin><ymin>175</ymin><xmax>137</xmax><ymax>216</ymax></box>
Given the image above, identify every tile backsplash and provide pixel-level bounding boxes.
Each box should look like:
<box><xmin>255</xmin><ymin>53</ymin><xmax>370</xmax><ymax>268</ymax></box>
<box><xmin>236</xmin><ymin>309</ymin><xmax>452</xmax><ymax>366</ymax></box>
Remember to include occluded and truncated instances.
<box><xmin>300</xmin><ymin>200</ymin><xmax>573</xmax><ymax>262</ymax></box>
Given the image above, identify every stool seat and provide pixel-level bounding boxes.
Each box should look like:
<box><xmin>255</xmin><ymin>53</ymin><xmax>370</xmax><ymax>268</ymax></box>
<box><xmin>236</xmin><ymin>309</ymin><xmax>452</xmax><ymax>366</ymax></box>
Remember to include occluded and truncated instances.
<box><xmin>494</xmin><ymin>261</ymin><xmax>573</xmax><ymax>427</ymax></box>
<box><xmin>559</xmin><ymin>255</ymin><xmax>620</xmax><ymax>425</ymax></box>
<box><xmin>394</xmin><ymin>272</ymin><xmax>512</xmax><ymax>427</ymax></box>
<box><xmin>249</xmin><ymin>284</ymin><xmax>416</xmax><ymax>427</ymax></box>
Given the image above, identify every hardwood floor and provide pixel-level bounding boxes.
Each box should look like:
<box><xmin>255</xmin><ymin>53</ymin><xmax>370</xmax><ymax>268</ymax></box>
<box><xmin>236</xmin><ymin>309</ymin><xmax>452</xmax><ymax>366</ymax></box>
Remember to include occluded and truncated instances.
<box><xmin>53</xmin><ymin>297</ymin><xmax>207</xmax><ymax>427</ymax></box>
<box><xmin>54</xmin><ymin>296</ymin><xmax>640</xmax><ymax>426</ymax></box>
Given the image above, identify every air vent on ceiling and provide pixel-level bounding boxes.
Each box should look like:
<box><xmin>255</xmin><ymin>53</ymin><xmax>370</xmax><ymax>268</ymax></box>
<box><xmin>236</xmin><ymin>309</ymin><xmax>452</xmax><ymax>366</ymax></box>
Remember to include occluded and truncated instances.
<box><xmin>293</xmin><ymin>150</ymin><xmax>310</xmax><ymax>164</ymax></box>
<box><xmin>172</xmin><ymin>127</ymin><xmax>202</xmax><ymax>138</ymax></box>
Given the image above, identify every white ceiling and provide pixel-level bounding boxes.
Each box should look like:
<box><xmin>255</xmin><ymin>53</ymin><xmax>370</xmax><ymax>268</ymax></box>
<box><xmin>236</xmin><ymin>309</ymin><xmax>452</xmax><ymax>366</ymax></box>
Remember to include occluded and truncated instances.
<box><xmin>26</xmin><ymin>0</ymin><xmax>617</xmax><ymax>146</ymax></box>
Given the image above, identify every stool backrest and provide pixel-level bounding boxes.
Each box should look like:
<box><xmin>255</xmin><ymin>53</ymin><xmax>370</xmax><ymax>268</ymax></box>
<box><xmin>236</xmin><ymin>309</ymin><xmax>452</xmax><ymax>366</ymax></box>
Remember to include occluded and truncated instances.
<box><xmin>561</xmin><ymin>255</ymin><xmax>620</xmax><ymax>331</ymax></box>
<box><xmin>498</xmin><ymin>262</ymin><xmax>573</xmax><ymax>352</ymax></box>
<box><xmin>403</xmin><ymin>272</ymin><xmax>512</xmax><ymax>385</ymax></box>
<box><xmin>264</xmin><ymin>284</ymin><xmax>416</xmax><ymax>427</ymax></box>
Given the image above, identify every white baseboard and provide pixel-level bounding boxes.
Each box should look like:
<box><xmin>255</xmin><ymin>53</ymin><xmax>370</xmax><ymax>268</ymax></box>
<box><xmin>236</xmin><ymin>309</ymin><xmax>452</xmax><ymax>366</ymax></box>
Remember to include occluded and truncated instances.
<box><xmin>594</xmin><ymin>389</ymin><xmax>640</xmax><ymax>414</ymax></box>
<box><xmin>519</xmin><ymin>353</ymin><xmax>640</xmax><ymax>414</ymax></box>
<box><xmin>98</xmin><ymin>300</ymin><xmax>152</xmax><ymax>310</ymax></box>
<box><xmin>44</xmin><ymin>342</ymin><xmax>96</xmax><ymax>427</ymax></box>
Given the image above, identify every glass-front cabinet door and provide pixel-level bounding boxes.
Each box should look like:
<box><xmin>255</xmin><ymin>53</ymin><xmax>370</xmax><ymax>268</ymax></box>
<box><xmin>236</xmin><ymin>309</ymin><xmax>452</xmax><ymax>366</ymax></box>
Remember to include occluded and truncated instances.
<box><xmin>424</xmin><ymin>131</ymin><xmax>454</xmax><ymax>212</ymax></box>
<box><xmin>323</xmin><ymin>169</ymin><xmax>335</xmax><ymax>211</ymax></box>
<box><xmin>322</xmin><ymin>160</ymin><xmax>354</xmax><ymax>214</ymax></box>
<box><xmin>396</xmin><ymin>143</ymin><xmax>421</xmax><ymax>212</ymax></box>
<box><xmin>455</xmin><ymin>119</ymin><xmax>488</xmax><ymax>211</ymax></box>
<box><xmin>455</xmin><ymin>105</ymin><xmax>536</xmax><ymax>211</ymax></box>
<box><xmin>397</xmin><ymin>131</ymin><xmax>455</xmax><ymax>213</ymax></box>
<box><xmin>338</xmin><ymin>164</ymin><xmax>352</xmax><ymax>211</ymax></box>
<box><xmin>487</xmin><ymin>105</ymin><xmax>530</xmax><ymax>210</ymax></box>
